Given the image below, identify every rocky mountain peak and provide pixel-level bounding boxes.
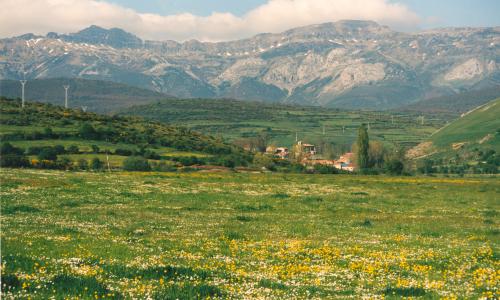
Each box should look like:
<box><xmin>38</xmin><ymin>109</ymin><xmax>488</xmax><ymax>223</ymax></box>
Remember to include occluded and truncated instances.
<box><xmin>1</xmin><ymin>21</ymin><xmax>498</xmax><ymax>109</ymax></box>
<box><xmin>57</xmin><ymin>25</ymin><xmax>143</xmax><ymax>48</ymax></box>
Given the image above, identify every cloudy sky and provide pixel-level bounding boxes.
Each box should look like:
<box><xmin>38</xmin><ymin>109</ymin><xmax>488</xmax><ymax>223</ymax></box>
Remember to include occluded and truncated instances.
<box><xmin>1</xmin><ymin>0</ymin><xmax>499</xmax><ymax>41</ymax></box>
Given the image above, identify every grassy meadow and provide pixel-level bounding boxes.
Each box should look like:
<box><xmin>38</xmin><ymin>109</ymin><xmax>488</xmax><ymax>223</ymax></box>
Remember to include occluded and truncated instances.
<box><xmin>1</xmin><ymin>168</ymin><xmax>498</xmax><ymax>299</ymax></box>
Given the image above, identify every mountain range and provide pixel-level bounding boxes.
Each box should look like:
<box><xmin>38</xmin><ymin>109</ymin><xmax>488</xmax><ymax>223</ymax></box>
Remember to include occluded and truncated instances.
<box><xmin>1</xmin><ymin>21</ymin><xmax>499</xmax><ymax>109</ymax></box>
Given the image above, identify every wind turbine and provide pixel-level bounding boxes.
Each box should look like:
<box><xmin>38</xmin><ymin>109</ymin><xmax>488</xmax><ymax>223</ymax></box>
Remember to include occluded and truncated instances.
<box><xmin>63</xmin><ymin>85</ymin><xmax>70</xmax><ymax>108</ymax></box>
<box><xmin>20</xmin><ymin>80</ymin><xmax>27</xmax><ymax>108</ymax></box>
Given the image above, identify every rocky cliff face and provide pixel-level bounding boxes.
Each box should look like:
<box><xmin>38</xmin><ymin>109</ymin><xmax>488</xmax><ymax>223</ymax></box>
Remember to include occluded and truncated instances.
<box><xmin>1</xmin><ymin>21</ymin><xmax>499</xmax><ymax>109</ymax></box>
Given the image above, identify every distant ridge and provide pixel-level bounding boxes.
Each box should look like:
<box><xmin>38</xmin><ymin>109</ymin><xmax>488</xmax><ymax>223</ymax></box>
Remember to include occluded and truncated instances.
<box><xmin>397</xmin><ymin>86</ymin><xmax>500</xmax><ymax>115</ymax></box>
<box><xmin>0</xmin><ymin>78</ymin><xmax>172</xmax><ymax>113</ymax></box>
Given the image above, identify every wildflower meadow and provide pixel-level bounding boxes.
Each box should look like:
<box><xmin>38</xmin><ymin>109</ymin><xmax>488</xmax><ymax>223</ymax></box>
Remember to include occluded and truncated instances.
<box><xmin>1</xmin><ymin>169</ymin><xmax>498</xmax><ymax>299</ymax></box>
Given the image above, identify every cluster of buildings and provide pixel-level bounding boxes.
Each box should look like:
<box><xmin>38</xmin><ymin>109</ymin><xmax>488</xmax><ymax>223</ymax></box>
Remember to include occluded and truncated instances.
<box><xmin>265</xmin><ymin>141</ymin><xmax>355</xmax><ymax>172</ymax></box>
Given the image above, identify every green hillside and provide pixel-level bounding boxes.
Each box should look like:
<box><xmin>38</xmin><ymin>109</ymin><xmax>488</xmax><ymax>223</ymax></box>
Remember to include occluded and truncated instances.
<box><xmin>430</xmin><ymin>98</ymin><xmax>500</xmax><ymax>149</ymax></box>
<box><xmin>0</xmin><ymin>97</ymin><xmax>250</xmax><ymax>170</ymax></box>
<box><xmin>120</xmin><ymin>98</ymin><xmax>446</xmax><ymax>150</ymax></box>
<box><xmin>0</xmin><ymin>78</ymin><xmax>171</xmax><ymax>113</ymax></box>
<box><xmin>406</xmin><ymin>98</ymin><xmax>500</xmax><ymax>174</ymax></box>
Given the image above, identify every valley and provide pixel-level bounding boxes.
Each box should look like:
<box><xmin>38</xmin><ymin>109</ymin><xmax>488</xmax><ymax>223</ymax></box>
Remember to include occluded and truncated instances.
<box><xmin>1</xmin><ymin>11</ymin><xmax>499</xmax><ymax>300</ymax></box>
<box><xmin>120</xmin><ymin>98</ymin><xmax>445</xmax><ymax>149</ymax></box>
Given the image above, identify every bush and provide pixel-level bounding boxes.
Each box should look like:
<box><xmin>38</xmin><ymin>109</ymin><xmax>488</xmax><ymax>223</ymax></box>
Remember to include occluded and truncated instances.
<box><xmin>143</xmin><ymin>150</ymin><xmax>161</xmax><ymax>160</ymax></box>
<box><xmin>91</xmin><ymin>145</ymin><xmax>100</xmax><ymax>154</ymax></box>
<box><xmin>479</xmin><ymin>163</ymin><xmax>498</xmax><ymax>174</ymax></box>
<box><xmin>114</xmin><ymin>148</ymin><xmax>133</xmax><ymax>156</ymax></box>
<box><xmin>91</xmin><ymin>158</ymin><xmax>103</xmax><ymax>170</ymax></box>
<box><xmin>54</xmin><ymin>145</ymin><xmax>66</xmax><ymax>155</ymax></box>
<box><xmin>0</xmin><ymin>154</ymin><xmax>30</xmax><ymax>168</ymax></box>
<box><xmin>384</xmin><ymin>159</ymin><xmax>404</xmax><ymax>175</ymax></box>
<box><xmin>123</xmin><ymin>156</ymin><xmax>151</xmax><ymax>171</ymax></box>
<box><xmin>79</xmin><ymin>123</ymin><xmax>98</xmax><ymax>139</ymax></box>
<box><xmin>57</xmin><ymin>157</ymin><xmax>73</xmax><ymax>170</ymax></box>
<box><xmin>77</xmin><ymin>159</ymin><xmax>88</xmax><ymax>170</ymax></box>
<box><xmin>43</xmin><ymin>127</ymin><xmax>54</xmax><ymax>138</ymax></box>
<box><xmin>178</xmin><ymin>156</ymin><xmax>201</xmax><ymax>166</ymax></box>
<box><xmin>26</xmin><ymin>146</ymin><xmax>43</xmax><ymax>155</ymax></box>
<box><xmin>418</xmin><ymin>159</ymin><xmax>436</xmax><ymax>174</ymax></box>
<box><xmin>1</xmin><ymin>142</ymin><xmax>24</xmax><ymax>155</ymax></box>
<box><xmin>220</xmin><ymin>156</ymin><xmax>236</xmax><ymax>168</ymax></box>
<box><xmin>67</xmin><ymin>145</ymin><xmax>80</xmax><ymax>154</ymax></box>
<box><xmin>38</xmin><ymin>147</ymin><xmax>58</xmax><ymax>161</ymax></box>
<box><xmin>253</xmin><ymin>153</ymin><xmax>275</xmax><ymax>170</ymax></box>
<box><xmin>313</xmin><ymin>164</ymin><xmax>338</xmax><ymax>174</ymax></box>
<box><xmin>151</xmin><ymin>161</ymin><xmax>177</xmax><ymax>172</ymax></box>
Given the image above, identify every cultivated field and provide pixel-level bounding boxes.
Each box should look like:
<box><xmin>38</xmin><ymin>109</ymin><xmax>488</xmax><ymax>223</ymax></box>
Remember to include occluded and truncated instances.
<box><xmin>120</xmin><ymin>99</ymin><xmax>446</xmax><ymax>148</ymax></box>
<box><xmin>1</xmin><ymin>169</ymin><xmax>498</xmax><ymax>299</ymax></box>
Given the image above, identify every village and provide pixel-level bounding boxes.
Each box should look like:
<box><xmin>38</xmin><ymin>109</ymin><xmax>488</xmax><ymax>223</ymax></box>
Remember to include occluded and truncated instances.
<box><xmin>264</xmin><ymin>141</ymin><xmax>355</xmax><ymax>172</ymax></box>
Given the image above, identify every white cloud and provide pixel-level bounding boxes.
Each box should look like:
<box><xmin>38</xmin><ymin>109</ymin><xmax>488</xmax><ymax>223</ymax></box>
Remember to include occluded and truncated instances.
<box><xmin>0</xmin><ymin>0</ymin><xmax>420</xmax><ymax>41</ymax></box>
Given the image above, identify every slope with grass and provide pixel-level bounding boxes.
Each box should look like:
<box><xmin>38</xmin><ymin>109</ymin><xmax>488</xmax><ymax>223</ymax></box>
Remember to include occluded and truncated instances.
<box><xmin>430</xmin><ymin>98</ymin><xmax>500</xmax><ymax>149</ymax></box>
<box><xmin>407</xmin><ymin>98</ymin><xmax>500</xmax><ymax>164</ymax></box>
<box><xmin>120</xmin><ymin>98</ymin><xmax>446</xmax><ymax>150</ymax></box>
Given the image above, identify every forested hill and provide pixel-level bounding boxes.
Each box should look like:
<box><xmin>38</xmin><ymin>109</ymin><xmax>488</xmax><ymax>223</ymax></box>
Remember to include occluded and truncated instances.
<box><xmin>0</xmin><ymin>97</ymin><xmax>247</xmax><ymax>158</ymax></box>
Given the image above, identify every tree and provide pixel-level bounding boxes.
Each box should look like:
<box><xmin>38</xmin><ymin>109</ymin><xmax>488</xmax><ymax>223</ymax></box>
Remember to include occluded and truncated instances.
<box><xmin>80</xmin><ymin>123</ymin><xmax>98</xmax><ymax>139</ymax></box>
<box><xmin>91</xmin><ymin>158</ymin><xmax>103</xmax><ymax>170</ymax></box>
<box><xmin>38</xmin><ymin>147</ymin><xmax>58</xmax><ymax>161</ymax></box>
<box><xmin>317</xmin><ymin>139</ymin><xmax>336</xmax><ymax>159</ymax></box>
<box><xmin>254</xmin><ymin>132</ymin><xmax>270</xmax><ymax>153</ymax></box>
<box><xmin>356</xmin><ymin>124</ymin><xmax>370</xmax><ymax>170</ymax></box>
<box><xmin>368</xmin><ymin>141</ymin><xmax>386</xmax><ymax>169</ymax></box>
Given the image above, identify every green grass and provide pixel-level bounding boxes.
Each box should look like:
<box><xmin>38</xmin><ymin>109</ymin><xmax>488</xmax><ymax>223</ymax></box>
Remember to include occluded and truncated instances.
<box><xmin>431</xmin><ymin>98</ymin><xmax>500</xmax><ymax>149</ymax></box>
<box><xmin>1</xmin><ymin>168</ymin><xmax>498</xmax><ymax>299</ymax></box>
